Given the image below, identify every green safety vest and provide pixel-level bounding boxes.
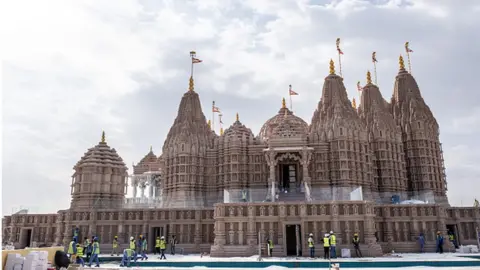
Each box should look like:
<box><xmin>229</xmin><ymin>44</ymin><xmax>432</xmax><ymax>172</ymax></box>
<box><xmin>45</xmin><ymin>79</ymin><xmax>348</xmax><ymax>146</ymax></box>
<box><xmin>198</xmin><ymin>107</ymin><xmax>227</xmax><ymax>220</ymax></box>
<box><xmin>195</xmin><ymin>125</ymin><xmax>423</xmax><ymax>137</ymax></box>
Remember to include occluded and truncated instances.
<box><xmin>155</xmin><ymin>239</ymin><xmax>161</xmax><ymax>248</ymax></box>
<box><xmin>113</xmin><ymin>239</ymin><xmax>118</xmax><ymax>248</ymax></box>
<box><xmin>159</xmin><ymin>240</ymin><xmax>166</xmax><ymax>249</ymax></box>
<box><xmin>330</xmin><ymin>235</ymin><xmax>336</xmax><ymax>245</ymax></box>
<box><xmin>268</xmin><ymin>240</ymin><xmax>273</xmax><ymax>248</ymax></box>
<box><xmin>129</xmin><ymin>240</ymin><xmax>135</xmax><ymax>250</ymax></box>
<box><xmin>308</xmin><ymin>237</ymin><xmax>314</xmax><ymax>247</ymax></box>
<box><xmin>77</xmin><ymin>246</ymin><xmax>83</xmax><ymax>257</ymax></box>
<box><xmin>323</xmin><ymin>237</ymin><xmax>330</xmax><ymax>247</ymax></box>
<box><xmin>68</xmin><ymin>241</ymin><xmax>75</xmax><ymax>254</ymax></box>
<box><xmin>125</xmin><ymin>249</ymin><xmax>133</xmax><ymax>257</ymax></box>
<box><xmin>93</xmin><ymin>242</ymin><xmax>100</xmax><ymax>254</ymax></box>
<box><xmin>449</xmin><ymin>235</ymin><xmax>454</xmax><ymax>241</ymax></box>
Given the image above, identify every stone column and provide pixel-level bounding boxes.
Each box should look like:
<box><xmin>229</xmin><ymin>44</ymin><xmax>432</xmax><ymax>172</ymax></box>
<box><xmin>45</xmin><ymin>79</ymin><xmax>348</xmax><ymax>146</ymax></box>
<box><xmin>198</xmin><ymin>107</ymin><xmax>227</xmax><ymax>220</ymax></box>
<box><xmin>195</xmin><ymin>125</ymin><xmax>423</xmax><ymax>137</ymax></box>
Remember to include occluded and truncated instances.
<box><xmin>131</xmin><ymin>176</ymin><xmax>137</xmax><ymax>198</ymax></box>
<box><xmin>265</xmin><ymin>150</ymin><xmax>277</xmax><ymax>202</ymax></box>
<box><xmin>301</xmin><ymin>148</ymin><xmax>313</xmax><ymax>202</ymax></box>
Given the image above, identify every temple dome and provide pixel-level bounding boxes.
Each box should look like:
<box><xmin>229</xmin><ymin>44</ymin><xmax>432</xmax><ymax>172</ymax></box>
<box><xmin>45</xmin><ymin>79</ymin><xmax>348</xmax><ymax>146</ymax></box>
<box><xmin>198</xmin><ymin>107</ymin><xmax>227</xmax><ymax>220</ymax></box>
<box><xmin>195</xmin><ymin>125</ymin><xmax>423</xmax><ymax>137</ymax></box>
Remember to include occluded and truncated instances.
<box><xmin>258</xmin><ymin>99</ymin><xmax>308</xmax><ymax>141</ymax></box>
<box><xmin>223</xmin><ymin>113</ymin><xmax>254</xmax><ymax>139</ymax></box>
<box><xmin>74</xmin><ymin>136</ymin><xmax>127</xmax><ymax>170</ymax></box>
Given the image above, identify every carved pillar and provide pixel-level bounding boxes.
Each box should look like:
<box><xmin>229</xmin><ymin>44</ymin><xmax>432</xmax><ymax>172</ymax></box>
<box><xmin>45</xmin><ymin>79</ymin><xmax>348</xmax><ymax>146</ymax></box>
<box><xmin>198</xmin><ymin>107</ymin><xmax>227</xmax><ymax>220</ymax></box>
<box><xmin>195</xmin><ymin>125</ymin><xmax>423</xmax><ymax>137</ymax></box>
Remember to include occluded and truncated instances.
<box><xmin>148</xmin><ymin>176</ymin><xmax>154</xmax><ymax>198</ymax></box>
<box><xmin>131</xmin><ymin>176</ymin><xmax>137</xmax><ymax>198</ymax></box>
<box><xmin>301</xmin><ymin>148</ymin><xmax>313</xmax><ymax>201</ymax></box>
<box><xmin>265</xmin><ymin>151</ymin><xmax>277</xmax><ymax>202</ymax></box>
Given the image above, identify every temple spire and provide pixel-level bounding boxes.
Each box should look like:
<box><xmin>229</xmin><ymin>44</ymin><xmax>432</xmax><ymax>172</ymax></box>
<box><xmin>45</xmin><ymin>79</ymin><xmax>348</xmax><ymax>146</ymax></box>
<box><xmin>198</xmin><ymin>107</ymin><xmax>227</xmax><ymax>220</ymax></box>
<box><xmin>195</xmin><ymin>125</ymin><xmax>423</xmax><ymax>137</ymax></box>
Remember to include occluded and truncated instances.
<box><xmin>352</xmin><ymin>98</ymin><xmax>357</xmax><ymax>109</ymax></box>
<box><xmin>207</xmin><ymin>119</ymin><xmax>211</xmax><ymax>129</ymax></box>
<box><xmin>189</xmin><ymin>51</ymin><xmax>203</xmax><ymax>91</ymax></box>
<box><xmin>399</xmin><ymin>55</ymin><xmax>405</xmax><ymax>70</ymax></box>
<box><xmin>282</xmin><ymin>97</ymin><xmax>286</xmax><ymax>108</ymax></box>
<box><xmin>236</xmin><ymin>113</ymin><xmax>239</xmax><ymax>122</ymax></box>
<box><xmin>367</xmin><ymin>70</ymin><xmax>372</xmax><ymax>84</ymax></box>
<box><xmin>329</xmin><ymin>59</ymin><xmax>335</xmax><ymax>75</ymax></box>
<box><xmin>101</xmin><ymin>131</ymin><xmax>106</xmax><ymax>143</ymax></box>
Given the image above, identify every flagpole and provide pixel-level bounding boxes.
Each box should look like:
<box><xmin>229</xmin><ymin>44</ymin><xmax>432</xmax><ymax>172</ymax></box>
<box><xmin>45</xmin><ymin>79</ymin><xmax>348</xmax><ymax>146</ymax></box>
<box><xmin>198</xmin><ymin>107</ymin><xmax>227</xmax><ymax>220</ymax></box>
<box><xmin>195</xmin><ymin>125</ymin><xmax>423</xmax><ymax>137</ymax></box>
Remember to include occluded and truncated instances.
<box><xmin>338</xmin><ymin>52</ymin><xmax>343</xmax><ymax>77</ymax></box>
<box><xmin>289</xmin><ymin>84</ymin><xmax>293</xmax><ymax>111</ymax></box>
<box><xmin>212</xmin><ymin>101</ymin><xmax>215</xmax><ymax>132</ymax></box>
<box><xmin>190</xmin><ymin>51</ymin><xmax>195</xmax><ymax>77</ymax></box>
<box><xmin>373</xmin><ymin>61</ymin><xmax>377</xmax><ymax>85</ymax></box>
<box><xmin>218</xmin><ymin>113</ymin><xmax>223</xmax><ymax>135</ymax></box>
<box><xmin>405</xmin><ymin>42</ymin><xmax>412</xmax><ymax>74</ymax></box>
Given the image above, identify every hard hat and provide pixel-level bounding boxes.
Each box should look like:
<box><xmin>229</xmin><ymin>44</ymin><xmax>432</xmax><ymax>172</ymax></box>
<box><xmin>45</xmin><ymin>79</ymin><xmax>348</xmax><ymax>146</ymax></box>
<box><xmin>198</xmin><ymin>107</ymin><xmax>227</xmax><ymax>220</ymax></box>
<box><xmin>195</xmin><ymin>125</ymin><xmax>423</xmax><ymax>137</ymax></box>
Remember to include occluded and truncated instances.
<box><xmin>437</xmin><ymin>231</ymin><xmax>441</xmax><ymax>234</ymax></box>
<box><xmin>93</xmin><ymin>237</ymin><xmax>98</xmax><ymax>241</ymax></box>
<box><xmin>114</xmin><ymin>235</ymin><xmax>118</xmax><ymax>238</ymax></box>
<box><xmin>354</xmin><ymin>233</ymin><xmax>358</xmax><ymax>236</ymax></box>
<box><xmin>161</xmin><ymin>236</ymin><xmax>165</xmax><ymax>239</ymax></box>
<box><xmin>324</xmin><ymin>233</ymin><xmax>329</xmax><ymax>237</ymax></box>
<box><xmin>130</xmin><ymin>236</ymin><xmax>134</xmax><ymax>240</ymax></box>
<box><xmin>76</xmin><ymin>243</ymin><xmax>80</xmax><ymax>247</ymax></box>
<box><xmin>309</xmin><ymin>233</ymin><xmax>313</xmax><ymax>236</ymax></box>
<box><xmin>330</xmin><ymin>231</ymin><xmax>334</xmax><ymax>234</ymax></box>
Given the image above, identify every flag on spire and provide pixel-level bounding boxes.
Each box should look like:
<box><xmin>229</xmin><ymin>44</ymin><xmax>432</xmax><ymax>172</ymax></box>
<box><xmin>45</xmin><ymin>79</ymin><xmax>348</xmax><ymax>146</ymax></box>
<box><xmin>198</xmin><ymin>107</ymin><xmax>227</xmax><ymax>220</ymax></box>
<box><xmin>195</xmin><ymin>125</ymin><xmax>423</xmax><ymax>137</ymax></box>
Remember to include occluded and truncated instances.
<box><xmin>357</xmin><ymin>81</ymin><xmax>363</xmax><ymax>91</ymax></box>
<box><xmin>192</xmin><ymin>57</ymin><xmax>203</xmax><ymax>64</ymax></box>
<box><xmin>336</xmin><ymin>38</ymin><xmax>344</xmax><ymax>55</ymax></box>
<box><xmin>372</xmin><ymin>52</ymin><xmax>378</xmax><ymax>63</ymax></box>
<box><xmin>212</xmin><ymin>106</ymin><xmax>220</xmax><ymax>113</ymax></box>
<box><xmin>405</xmin><ymin>42</ymin><xmax>413</xmax><ymax>53</ymax></box>
<box><xmin>289</xmin><ymin>85</ymin><xmax>298</xmax><ymax>96</ymax></box>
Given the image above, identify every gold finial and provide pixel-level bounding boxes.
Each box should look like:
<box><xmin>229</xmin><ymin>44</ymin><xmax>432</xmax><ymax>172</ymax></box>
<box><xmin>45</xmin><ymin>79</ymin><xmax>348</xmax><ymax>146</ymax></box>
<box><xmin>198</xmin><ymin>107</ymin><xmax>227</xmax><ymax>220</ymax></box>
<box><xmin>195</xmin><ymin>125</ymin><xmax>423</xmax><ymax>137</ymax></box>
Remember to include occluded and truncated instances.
<box><xmin>282</xmin><ymin>97</ymin><xmax>286</xmax><ymax>108</ymax></box>
<box><xmin>220</xmin><ymin>127</ymin><xmax>224</xmax><ymax>136</ymax></box>
<box><xmin>352</xmin><ymin>98</ymin><xmax>357</xmax><ymax>109</ymax></box>
<box><xmin>101</xmin><ymin>131</ymin><xmax>105</xmax><ymax>143</ymax></box>
<box><xmin>329</xmin><ymin>59</ymin><xmax>335</xmax><ymax>75</ymax></box>
<box><xmin>236</xmin><ymin>113</ymin><xmax>239</xmax><ymax>122</ymax></box>
<box><xmin>207</xmin><ymin>119</ymin><xmax>211</xmax><ymax>129</ymax></box>
<box><xmin>366</xmin><ymin>70</ymin><xmax>372</xmax><ymax>84</ymax></box>
<box><xmin>188</xmin><ymin>76</ymin><xmax>194</xmax><ymax>91</ymax></box>
<box><xmin>399</xmin><ymin>55</ymin><xmax>405</xmax><ymax>70</ymax></box>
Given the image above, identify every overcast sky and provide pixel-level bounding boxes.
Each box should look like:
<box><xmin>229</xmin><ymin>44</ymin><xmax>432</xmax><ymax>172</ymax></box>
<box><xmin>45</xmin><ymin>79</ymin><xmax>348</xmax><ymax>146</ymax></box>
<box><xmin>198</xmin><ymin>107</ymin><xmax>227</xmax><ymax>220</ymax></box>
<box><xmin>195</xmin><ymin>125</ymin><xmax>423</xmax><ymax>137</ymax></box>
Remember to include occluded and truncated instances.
<box><xmin>2</xmin><ymin>0</ymin><xmax>480</xmax><ymax>215</ymax></box>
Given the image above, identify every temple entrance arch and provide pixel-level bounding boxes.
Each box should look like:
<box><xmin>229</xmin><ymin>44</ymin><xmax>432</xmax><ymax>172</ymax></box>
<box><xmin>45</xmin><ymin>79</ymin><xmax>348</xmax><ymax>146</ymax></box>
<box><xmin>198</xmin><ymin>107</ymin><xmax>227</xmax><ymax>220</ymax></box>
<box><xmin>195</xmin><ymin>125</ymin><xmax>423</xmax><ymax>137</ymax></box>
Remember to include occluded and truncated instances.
<box><xmin>275</xmin><ymin>152</ymin><xmax>302</xmax><ymax>193</ymax></box>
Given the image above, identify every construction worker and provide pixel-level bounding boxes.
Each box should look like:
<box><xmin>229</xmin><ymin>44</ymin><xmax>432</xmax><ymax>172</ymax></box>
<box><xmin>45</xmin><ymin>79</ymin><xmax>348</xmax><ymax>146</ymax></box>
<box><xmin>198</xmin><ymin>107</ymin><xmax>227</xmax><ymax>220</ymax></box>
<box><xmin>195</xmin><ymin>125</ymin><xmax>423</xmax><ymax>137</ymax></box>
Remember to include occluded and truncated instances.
<box><xmin>436</xmin><ymin>231</ymin><xmax>444</xmax><ymax>254</ymax></box>
<box><xmin>266</xmin><ymin>236</ymin><xmax>273</xmax><ymax>257</ymax></box>
<box><xmin>329</xmin><ymin>231</ymin><xmax>337</xmax><ymax>259</ymax></box>
<box><xmin>73</xmin><ymin>227</ymin><xmax>79</xmax><ymax>243</ymax></box>
<box><xmin>111</xmin><ymin>236</ymin><xmax>119</xmax><ymax>256</ymax></box>
<box><xmin>352</xmin><ymin>233</ymin><xmax>363</xmax><ymax>257</ymax></box>
<box><xmin>129</xmin><ymin>236</ymin><xmax>137</xmax><ymax>260</ymax></box>
<box><xmin>88</xmin><ymin>237</ymin><xmax>100</xmax><ymax>267</ymax></box>
<box><xmin>323</xmin><ymin>233</ymin><xmax>330</xmax><ymax>260</ymax></box>
<box><xmin>67</xmin><ymin>237</ymin><xmax>77</xmax><ymax>263</ymax></box>
<box><xmin>307</xmin><ymin>233</ymin><xmax>315</xmax><ymax>258</ymax></box>
<box><xmin>448</xmin><ymin>230</ymin><xmax>459</xmax><ymax>249</ymax></box>
<box><xmin>170</xmin><ymin>235</ymin><xmax>177</xmax><ymax>255</ymax></box>
<box><xmin>418</xmin><ymin>232</ymin><xmax>425</xmax><ymax>253</ymax></box>
<box><xmin>120</xmin><ymin>248</ymin><xmax>134</xmax><ymax>267</ymax></box>
<box><xmin>83</xmin><ymin>237</ymin><xmax>92</xmax><ymax>262</ymax></box>
<box><xmin>159</xmin><ymin>236</ymin><xmax>167</xmax><ymax>260</ymax></box>
<box><xmin>136</xmin><ymin>235</ymin><xmax>143</xmax><ymax>255</ymax></box>
<box><xmin>140</xmin><ymin>235</ymin><xmax>148</xmax><ymax>260</ymax></box>
<box><xmin>155</xmin><ymin>236</ymin><xmax>161</xmax><ymax>255</ymax></box>
<box><xmin>75</xmin><ymin>243</ymin><xmax>85</xmax><ymax>266</ymax></box>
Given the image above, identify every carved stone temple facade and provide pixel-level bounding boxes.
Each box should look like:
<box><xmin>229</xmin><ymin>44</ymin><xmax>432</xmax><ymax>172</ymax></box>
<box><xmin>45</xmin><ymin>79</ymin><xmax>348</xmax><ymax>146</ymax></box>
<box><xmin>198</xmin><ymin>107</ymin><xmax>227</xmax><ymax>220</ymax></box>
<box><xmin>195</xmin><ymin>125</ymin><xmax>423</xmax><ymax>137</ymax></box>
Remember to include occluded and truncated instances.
<box><xmin>3</xmin><ymin>57</ymin><xmax>480</xmax><ymax>257</ymax></box>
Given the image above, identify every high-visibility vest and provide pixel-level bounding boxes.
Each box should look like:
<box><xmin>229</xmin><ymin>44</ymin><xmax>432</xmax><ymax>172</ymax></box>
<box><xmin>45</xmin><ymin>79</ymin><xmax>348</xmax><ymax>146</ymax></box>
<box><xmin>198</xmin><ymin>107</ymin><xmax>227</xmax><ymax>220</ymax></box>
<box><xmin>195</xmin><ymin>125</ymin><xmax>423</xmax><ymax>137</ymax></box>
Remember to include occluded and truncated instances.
<box><xmin>449</xmin><ymin>235</ymin><xmax>454</xmax><ymax>241</ymax></box>
<box><xmin>68</xmin><ymin>241</ymin><xmax>75</xmax><ymax>254</ymax></box>
<box><xmin>308</xmin><ymin>237</ymin><xmax>314</xmax><ymax>247</ymax></box>
<box><xmin>113</xmin><ymin>239</ymin><xmax>118</xmax><ymax>248</ymax></box>
<box><xmin>353</xmin><ymin>236</ymin><xmax>360</xmax><ymax>243</ymax></box>
<box><xmin>155</xmin><ymin>239</ymin><xmax>161</xmax><ymax>248</ymax></box>
<box><xmin>93</xmin><ymin>242</ymin><xmax>100</xmax><ymax>254</ymax></box>
<box><xmin>330</xmin><ymin>235</ymin><xmax>336</xmax><ymax>245</ymax></box>
<box><xmin>323</xmin><ymin>237</ymin><xmax>330</xmax><ymax>247</ymax></box>
<box><xmin>129</xmin><ymin>240</ymin><xmax>136</xmax><ymax>250</ymax></box>
<box><xmin>242</xmin><ymin>191</ymin><xmax>247</xmax><ymax>199</ymax></box>
<box><xmin>268</xmin><ymin>240</ymin><xmax>273</xmax><ymax>248</ymax></box>
<box><xmin>77</xmin><ymin>246</ymin><xmax>84</xmax><ymax>257</ymax></box>
<box><xmin>125</xmin><ymin>249</ymin><xmax>133</xmax><ymax>257</ymax></box>
<box><xmin>159</xmin><ymin>240</ymin><xmax>166</xmax><ymax>249</ymax></box>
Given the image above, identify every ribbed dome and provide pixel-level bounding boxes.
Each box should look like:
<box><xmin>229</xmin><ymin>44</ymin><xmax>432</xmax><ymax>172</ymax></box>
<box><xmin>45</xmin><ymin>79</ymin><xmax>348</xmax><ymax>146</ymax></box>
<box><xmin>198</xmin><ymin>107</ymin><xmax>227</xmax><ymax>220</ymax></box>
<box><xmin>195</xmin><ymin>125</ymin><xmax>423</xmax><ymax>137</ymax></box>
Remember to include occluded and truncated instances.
<box><xmin>74</xmin><ymin>140</ymin><xmax>127</xmax><ymax>170</ymax></box>
<box><xmin>138</xmin><ymin>148</ymin><xmax>157</xmax><ymax>165</ymax></box>
<box><xmin>258</xmin><ymin>101</ymin><xmax>308</xmax><ymax>141</ymax></box>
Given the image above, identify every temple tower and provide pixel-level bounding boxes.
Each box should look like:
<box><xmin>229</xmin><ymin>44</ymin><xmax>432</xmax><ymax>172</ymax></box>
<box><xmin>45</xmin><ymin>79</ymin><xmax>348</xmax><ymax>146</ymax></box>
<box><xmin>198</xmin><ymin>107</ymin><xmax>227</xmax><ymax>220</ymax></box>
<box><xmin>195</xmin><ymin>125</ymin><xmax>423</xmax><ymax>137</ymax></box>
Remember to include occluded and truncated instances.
<box><xmin>70</xmin><ymin>131</ymin><xmax>128</xmax><ymax>209</ymax></box>
<box><xmin>161</xmin><ymin>77</ymin><xmax>214</xmax><ymax>207</ymax></box>
<box><xmin>358</xmin><ymin>71</ymin><xmax>408</xmax><ymax>202</ymax></box>
<box><xmin>310</xmin><ymin>60</ymin><xmax>373</xmax><ymax>200</ymax></box>
<box><xmin>391</xmin><ymin>56</ymin><xmax>447</xmax><ymax>204</ymax></box>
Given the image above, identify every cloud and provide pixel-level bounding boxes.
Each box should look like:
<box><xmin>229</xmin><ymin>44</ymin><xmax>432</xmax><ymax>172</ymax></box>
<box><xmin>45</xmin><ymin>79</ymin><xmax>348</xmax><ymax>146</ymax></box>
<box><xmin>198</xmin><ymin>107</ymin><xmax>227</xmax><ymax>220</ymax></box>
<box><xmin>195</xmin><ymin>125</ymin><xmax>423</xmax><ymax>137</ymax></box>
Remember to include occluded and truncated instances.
<box><xmin>2</xmin><ymin>0</ymin><xmax>480</xmax><ymax>214</ymax></box>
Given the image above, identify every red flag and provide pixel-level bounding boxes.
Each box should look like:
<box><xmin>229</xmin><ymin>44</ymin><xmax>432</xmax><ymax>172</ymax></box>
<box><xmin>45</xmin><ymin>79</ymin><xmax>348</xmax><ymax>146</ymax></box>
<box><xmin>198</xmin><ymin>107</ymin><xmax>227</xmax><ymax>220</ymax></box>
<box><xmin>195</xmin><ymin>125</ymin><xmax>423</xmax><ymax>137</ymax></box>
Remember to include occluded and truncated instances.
<box><xmin>405</xmin><ymin>42</ymin><xmax>413</xmax><ymax>53</ymax></box>
<box><xmin>212</xmin><ymin>106</ymin><xmax>220</xmax><ymax>113</ymax></box>
<box><xmin>357</xmin><ymin>81</ymin><xmax>363</xmax><ymax>91</ymax></box>
<box><xmin>336</xmin><ymin>38</ymin><xmax>344</xmax><ymax>55</ymax></box>
<box><xmin>192</xmin><ymin>57</ymin><xmax>203</xmax><ymax>63</ymax></box>
<box><xmin>289</xmin><ymin>89</ymin><xmax>298</xmax><ymax>96</ymax></box>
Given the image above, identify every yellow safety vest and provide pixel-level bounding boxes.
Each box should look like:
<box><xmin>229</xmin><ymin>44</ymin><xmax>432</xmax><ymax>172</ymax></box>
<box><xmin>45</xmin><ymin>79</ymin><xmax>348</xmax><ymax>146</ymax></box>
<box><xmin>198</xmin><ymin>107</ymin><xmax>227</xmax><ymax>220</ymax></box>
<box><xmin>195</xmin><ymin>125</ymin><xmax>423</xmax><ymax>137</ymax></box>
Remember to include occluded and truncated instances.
<box><xmin>268</xmin><ymin>240</ymin><xmax>274</xmax><ymax>248</ymax></box>
<box><xmin>125</xmin><ymin>249</ymin><xmax>133</xmax><ymax>257</ymax></box>
<box><xmin>323</xmin><ymin>237</ymin><xmax>330</xmax><ymax>247</ymax></box>
<box><xmin>449</xmin><ymin>235</ymin><xmax>454</xmax><ymax>241</ymax></box>
<box><xmin>159</xmin><ymin>240</ymin><xmax>166</xmax><ymax>249</ymax></box>
<box><xmin>93</xmin><ymin>242</ymin><xmax>100</xmax><ymax>254</ymax></box>
<box><xmin>113</xmin><ymin>239</ymin><xmax>118</xmax><ymax>248</ymax></box>
<box><xmin>68</xmin><ymin>241</ymin><xmax>75</xmax><ymax>254</ymax></box>
<box><xmin>129</xmin><ymin>240</ymin><xmax>136</xmax><ymax>250</ymax></box>
<box><xmin>330</xmin><ymin>235</ymin><xmax>336</xmax><ymax>245</ymax></box>
<box><xmin>77</xmin><ymin>247</ymin><xmax>84</xmax><ymax>257</ymax></box>
<box><xmin>308</xmin><ymin>237</ymin><xmax>314</xmax><ymax>247</ymax></box>
<box><xmin>155</xmin><ymin>239</ymin><xmax>161</xmax><ymax>248</ymax></box>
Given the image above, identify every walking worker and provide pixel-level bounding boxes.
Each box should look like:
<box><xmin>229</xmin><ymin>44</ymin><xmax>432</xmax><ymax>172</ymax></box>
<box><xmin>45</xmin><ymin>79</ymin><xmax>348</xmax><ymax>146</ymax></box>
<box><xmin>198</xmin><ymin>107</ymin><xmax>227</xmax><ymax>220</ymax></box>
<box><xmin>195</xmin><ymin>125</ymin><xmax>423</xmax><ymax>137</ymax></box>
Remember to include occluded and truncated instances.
<box><xmin>329</xmin><ymin>231</ymin><xmax>337</xmax><ymax>259</ymax></box>
<box><xmin>266</xmin><ymin>236</ymin><xmax>273</xmax><ymax>257</ymax></box>
<box><xmin>140</xmin><ymin>235</ymin><xmax>148</xmax><ymax>260</ymax></box>
<box><xmin>170</xmin><ymin>235</ymin><xmax>177</xmax><ymax>255</ymax></box>
<box><xmin>67</xmin><ymin>237</ymin><xmax>77</xmax><ymax>263</ymax></box>
<box><xmin>111</xmin><ymin>236</ymin><xmax>119</xmax><ymax>256</ymax></box>
<box><xmin>307</xmin><ymin>233</ymin><xmax>315</xmax><ymax>258</ymax></box>
<box><xmin>129</xmin><ymin>236</ymin><xmax>137</xmax><ymax>260</ymax></box>
<box><xmin>88</xmin><ymin>237</ymin><xmax>100</xmax><ymax>267</ymax></box>
<box><xmin>83</xmin><ymin>237</ymin><xmax>92</xmax><ymax>262</ymax></box>
<box><xmin>436</xmin><ymin>231</ymin><xmax>444</xmax><ymax>254</ymax></box>
<box><xmin>159</xmin><ymin>236</ymin><xmax>167</xmax><ymax>260</ymax></box>
<box><xmin>352</xmin><ymin>233</ymin><xmax>363</xmax><ymax>257</ymax></box>
<box><xmin>120</xmin><ymin>248</ymin><xmax>134</xmax><ymax>267</ymax></box>
<box><xmin>323</xmin><ymin>233</ymin><xmax>330</xmax><ymax>260</ymax></box>
<box><xmin>75</xmin><ymin>243</ymin><xmax>85</xmax><ymax>266</ymax></box>
<box><xmin>155</xmin><ymin>236</ymin><xmax>161</xmax><ymax>255</ymax></box>
<box><xmin>418</xmin><ymin>232</ymin><xmax>425</xmax><ymax>253</ymax></box>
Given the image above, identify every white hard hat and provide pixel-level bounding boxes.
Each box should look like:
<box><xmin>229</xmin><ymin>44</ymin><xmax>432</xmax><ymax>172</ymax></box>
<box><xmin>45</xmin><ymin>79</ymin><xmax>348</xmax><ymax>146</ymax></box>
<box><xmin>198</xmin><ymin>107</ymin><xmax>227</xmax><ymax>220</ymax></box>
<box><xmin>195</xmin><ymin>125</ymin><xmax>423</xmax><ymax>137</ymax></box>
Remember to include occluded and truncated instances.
<box><xmin>309</xmin><ymin>233</ymin><xmax>313</xmax><ymax>236</ymax></box>
<box><xmin>161</xmin><ymin>236</ymin><xmax>165</xmax><ymax>239</ymax></box>
<box><xmin>330</xmin><ymin>231</ymin><xmax>334</xmax><ymax>234</ymax></box>
<box><xmin>325</xmin><ymin>233</ymin><xmax>329</xmax><ymax>237</ymax></box>
<box><xmin>130</xmin><ymin>236</ymin><xmax>134</xmax><ymax>240</ymax></box>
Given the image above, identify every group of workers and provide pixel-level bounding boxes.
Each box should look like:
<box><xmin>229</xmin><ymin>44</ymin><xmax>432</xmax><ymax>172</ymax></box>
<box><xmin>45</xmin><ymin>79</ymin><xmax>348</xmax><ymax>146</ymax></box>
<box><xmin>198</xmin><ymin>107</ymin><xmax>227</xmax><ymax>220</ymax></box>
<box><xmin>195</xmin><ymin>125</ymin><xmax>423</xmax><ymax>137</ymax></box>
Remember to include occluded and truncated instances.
<box><xmin>418</xmin><ymin>230</ymin><xmax>457</xmax><ymax>253</ymax></box>
<box><xmin>307</xmin><ymin>231</ymin><xmax>362</xmax><ymax>259</ymax></box>
<box><xmin>67</xmin><ymin>227</ymin><xmax>174</xmax><ymax>267</ymax></box>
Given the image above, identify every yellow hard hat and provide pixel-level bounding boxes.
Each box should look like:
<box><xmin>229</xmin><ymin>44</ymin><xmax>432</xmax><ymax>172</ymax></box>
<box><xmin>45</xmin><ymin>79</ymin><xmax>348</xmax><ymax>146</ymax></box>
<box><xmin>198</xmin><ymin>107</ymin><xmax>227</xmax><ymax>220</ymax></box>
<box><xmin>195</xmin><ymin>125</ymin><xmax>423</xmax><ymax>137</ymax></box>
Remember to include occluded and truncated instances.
<box><xmin>114</xmin><ymin>235</ymin><xmax>118</xmax><ymax>238</ymax></box>
<box><xmin>354</xmin><ymin>233</ymin><xmax>358</xmax><ymax>236</ymax></box>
